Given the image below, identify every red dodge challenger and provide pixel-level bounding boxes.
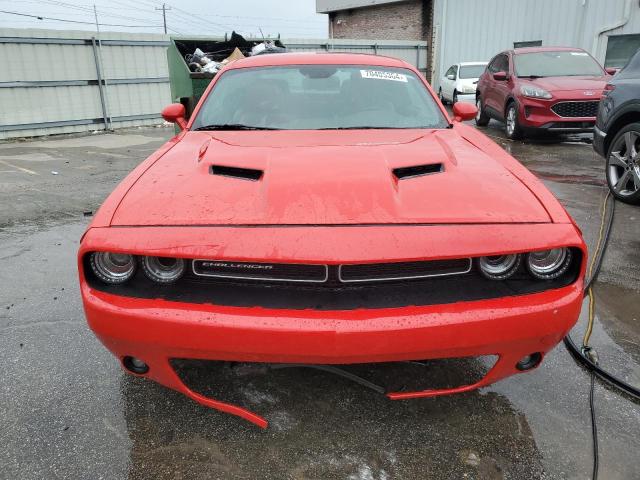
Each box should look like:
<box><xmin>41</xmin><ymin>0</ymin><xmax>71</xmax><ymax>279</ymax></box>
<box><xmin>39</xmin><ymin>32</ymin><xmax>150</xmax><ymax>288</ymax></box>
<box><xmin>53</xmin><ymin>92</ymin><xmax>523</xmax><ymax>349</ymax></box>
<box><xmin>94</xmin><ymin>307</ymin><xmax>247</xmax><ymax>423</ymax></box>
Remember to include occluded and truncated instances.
<box><xmin>78</xmin><ymin>53</ymin><xmax>586</xmax><ymax>428</ymax></box>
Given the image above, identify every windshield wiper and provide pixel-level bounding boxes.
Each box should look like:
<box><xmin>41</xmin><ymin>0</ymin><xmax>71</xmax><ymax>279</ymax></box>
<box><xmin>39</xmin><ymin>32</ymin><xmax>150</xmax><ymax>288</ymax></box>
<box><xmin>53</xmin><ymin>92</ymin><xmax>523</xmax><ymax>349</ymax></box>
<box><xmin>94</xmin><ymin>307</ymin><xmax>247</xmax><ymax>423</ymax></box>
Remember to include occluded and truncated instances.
<box><xmin>194</xmin><ymin>124</ymin><xmax>281</xmax><ymax>131</ymax></box>
<box><xmin>518</xmin><ymin>75</ymin><xmax>545</xmax><ymax>79</ymax></box>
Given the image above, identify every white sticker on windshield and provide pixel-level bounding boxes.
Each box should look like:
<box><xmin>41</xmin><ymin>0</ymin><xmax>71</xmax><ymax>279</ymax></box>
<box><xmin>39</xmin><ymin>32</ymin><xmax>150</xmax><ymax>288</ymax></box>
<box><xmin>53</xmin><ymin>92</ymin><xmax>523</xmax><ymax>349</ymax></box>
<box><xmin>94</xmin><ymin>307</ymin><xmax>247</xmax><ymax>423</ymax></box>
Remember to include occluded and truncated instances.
<box><xmin>360</xmin><ymin>70</ymin><xmax>408</xmax><ymax>82</ymax></box>
<box><xmin>570</xmin><ymin>52</ymin><xmax>588</xmax><ymax>56</ymax></box>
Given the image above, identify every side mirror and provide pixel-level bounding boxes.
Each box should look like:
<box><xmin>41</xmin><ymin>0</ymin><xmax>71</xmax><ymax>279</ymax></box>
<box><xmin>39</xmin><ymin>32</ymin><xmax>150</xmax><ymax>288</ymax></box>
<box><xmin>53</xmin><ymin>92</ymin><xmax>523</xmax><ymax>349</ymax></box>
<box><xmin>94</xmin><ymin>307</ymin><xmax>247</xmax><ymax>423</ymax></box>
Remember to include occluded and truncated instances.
<box><xmin>493</xmin><ymin>71</ymin><xmax>508</xmax><ymax>81</ymax></box>
<box><xmin>446</xmin><ymin>74</ymin><xmax>455</xmax><ymax>80</ymax></box>
<box><xmin>452</xmin><ymin>102</ymin><xmax>478</xmax><ymax>122</ymax></box>
<box><xmin>162</xmin><ymin>103</ymin><xmax>187</xmax><ymax>130</ymax></box>
<box><xmin>605</xmin><ymin>67</ymin><xmax>618</xmax><ymax>76</ymax></box>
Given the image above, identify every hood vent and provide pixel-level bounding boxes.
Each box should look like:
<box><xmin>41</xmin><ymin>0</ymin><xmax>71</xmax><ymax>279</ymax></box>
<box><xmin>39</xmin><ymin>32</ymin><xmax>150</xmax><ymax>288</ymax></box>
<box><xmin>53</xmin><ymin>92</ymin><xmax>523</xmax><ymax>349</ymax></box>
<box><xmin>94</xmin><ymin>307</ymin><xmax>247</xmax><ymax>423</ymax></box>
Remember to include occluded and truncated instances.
<box><xmin>210</xmin><ymin>165</ymin><xmax>263</xmax><ymax>181</ymax></box>
<box><xmin>393</xmin><ymin>163</ymin><xmax>443</xmax><ymax>180</ymax></box>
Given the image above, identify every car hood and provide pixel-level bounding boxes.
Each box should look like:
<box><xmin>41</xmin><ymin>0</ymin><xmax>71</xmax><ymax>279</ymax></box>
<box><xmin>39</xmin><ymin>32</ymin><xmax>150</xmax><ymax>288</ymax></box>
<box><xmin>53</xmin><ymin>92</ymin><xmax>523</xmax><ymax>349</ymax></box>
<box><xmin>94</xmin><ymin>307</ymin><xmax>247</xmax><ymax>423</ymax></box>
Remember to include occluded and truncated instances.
<box><xmin>523</xmin><ymin>75</ymin><xmax>607</xmax><ymax>93</ymax></box>
<box><xmin>110</xmin><ymin>129</ymin><xmax>551</xmax><ymax>226</ymax></box>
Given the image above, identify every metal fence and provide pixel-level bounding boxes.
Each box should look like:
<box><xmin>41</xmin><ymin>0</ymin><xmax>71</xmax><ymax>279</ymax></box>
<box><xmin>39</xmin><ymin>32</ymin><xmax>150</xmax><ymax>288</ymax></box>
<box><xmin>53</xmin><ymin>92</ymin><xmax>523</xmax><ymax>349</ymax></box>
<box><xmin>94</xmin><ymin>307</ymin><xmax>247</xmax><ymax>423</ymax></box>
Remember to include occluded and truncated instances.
<box><xmin>284</xmin><ymin>38</ymin><xmax>428</xmax><ymax>75</ymax></box>
<box><xmin>0</xmin><ymin>29</ymin><xmax>427</xmax><ymax>140</ymax></box>
<box><xmin>0</xmin><ymin>28</ymin><xmax>171</xmax><ymax>140</ymax></box>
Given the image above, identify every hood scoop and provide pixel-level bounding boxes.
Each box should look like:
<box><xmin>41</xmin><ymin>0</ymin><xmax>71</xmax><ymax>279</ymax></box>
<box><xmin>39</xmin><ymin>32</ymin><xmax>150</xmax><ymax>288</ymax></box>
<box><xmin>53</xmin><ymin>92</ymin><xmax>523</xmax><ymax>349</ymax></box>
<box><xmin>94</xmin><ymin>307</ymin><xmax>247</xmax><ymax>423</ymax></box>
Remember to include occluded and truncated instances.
<box><xmin>393</xmin><ymin>163</ymin><xmax>443</xmax><ymax>180</ymax></box>
<box><xmin>210</xmin><ymin>164</ymin><xmax>263</xmax><ymax>181</ymax></box>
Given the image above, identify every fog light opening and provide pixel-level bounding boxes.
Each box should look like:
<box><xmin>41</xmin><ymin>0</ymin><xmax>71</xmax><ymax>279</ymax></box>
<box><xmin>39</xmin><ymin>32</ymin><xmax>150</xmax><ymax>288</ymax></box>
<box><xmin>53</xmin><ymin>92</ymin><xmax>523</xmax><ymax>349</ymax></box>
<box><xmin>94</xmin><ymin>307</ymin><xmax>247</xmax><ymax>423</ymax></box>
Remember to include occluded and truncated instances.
<box><xmin>123</xmin><ymin>356</ymin><xmax>149</xmax><ymax>374</ymax></box>
<box><xmin>516</xmin><ymin>352</ymin><xmax>542</xmax><ymax>371</ymax></box>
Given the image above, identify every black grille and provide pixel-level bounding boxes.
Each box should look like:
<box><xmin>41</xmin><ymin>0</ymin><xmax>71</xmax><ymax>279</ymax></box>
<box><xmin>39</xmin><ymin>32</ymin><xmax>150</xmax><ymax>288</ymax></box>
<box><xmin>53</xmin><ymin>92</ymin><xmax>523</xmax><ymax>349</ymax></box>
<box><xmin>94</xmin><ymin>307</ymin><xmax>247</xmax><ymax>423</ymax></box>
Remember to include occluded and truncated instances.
<box><xmin>339</xmin><ymin>259</ymin><xmax>470</xmax><ymax>282</ymax></box>
<box><xmin>551</xmin><ymin>101</ymin><xmax>599</xmax><ymax>118</ymax></box>
<box><xmin>193</xmin><ymin>260</ymin><xmax>327</xmax><ymax>282</ymax></box>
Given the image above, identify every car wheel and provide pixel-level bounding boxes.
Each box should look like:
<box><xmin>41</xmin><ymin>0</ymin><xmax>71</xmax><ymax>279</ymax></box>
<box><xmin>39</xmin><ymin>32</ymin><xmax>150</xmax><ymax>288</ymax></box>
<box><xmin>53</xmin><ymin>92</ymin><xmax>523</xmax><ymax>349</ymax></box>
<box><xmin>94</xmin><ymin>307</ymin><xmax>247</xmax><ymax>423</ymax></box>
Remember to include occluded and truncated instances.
<box><xmin>505</xmin><ymin>102</ymin><xmax>523</xmax><ymax>140</ymax></box>
<box><xmin>438</xmin><ymin>88</ymin><xmax>446</xmax><ymax>104</ymax></box>
<box><xmin>475</xmin><ymin>96</ymin><xmax>490</xmax><ymax>126</ymax></box>
<box><xmin>606</xmin><ymin>123</ymin><xmax>640</xmax><ymax>205</ymax></box>
<box><xmin>452</xmin><ymin>90</ymin><xmax>458</xmax><ymax>104</ymax></box>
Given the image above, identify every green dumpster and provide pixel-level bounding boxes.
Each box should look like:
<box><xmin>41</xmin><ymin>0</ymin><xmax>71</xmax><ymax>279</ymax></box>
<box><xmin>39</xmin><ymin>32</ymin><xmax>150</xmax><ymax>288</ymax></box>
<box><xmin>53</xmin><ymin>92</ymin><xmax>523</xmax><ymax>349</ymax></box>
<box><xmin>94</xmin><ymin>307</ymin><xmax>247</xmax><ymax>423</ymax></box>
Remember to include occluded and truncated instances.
<box><xmin>167</xmin><ymin>32</ymin><xmax>285</xmax><ymax>119</ymax></box>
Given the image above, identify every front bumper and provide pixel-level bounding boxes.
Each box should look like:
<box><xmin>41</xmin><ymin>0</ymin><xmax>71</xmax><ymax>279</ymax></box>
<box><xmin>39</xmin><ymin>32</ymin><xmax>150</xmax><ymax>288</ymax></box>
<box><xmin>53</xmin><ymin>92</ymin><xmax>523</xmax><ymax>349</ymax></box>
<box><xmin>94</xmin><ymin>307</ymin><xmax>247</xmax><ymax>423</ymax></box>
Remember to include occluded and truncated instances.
<box><xmin>79</xmin><ymin>224</ymin><xmax>586</xmax><ymax>428</ymax></box>
<box><xmin>82</xmin><ymin>282</ymin><xmax>582</xmax><ymax>427</ymax></box>
<box><xmin>518</xmin><ymin>98</ymin><xmax>596</xmax><ymax>133</ymax></box>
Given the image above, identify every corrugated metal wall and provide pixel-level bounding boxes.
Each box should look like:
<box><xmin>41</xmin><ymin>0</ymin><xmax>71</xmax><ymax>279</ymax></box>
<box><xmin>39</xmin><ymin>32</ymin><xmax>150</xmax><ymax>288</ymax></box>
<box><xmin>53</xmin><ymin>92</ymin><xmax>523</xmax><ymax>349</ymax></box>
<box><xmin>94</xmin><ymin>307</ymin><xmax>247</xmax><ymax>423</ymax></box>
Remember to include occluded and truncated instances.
<box><xmin>431</xmin><ymin>0</ymin><xmax>640</xmax><ymax>90</ymax></box>
<box><xmin>0</xmin><ymin>29</ymin><xmax>426</xmax><ymax>140</ymax></box>
<box><xmin>0</xmin><ymin>28</ymin><xmax>171</xmax><ymax>140</ymax></box>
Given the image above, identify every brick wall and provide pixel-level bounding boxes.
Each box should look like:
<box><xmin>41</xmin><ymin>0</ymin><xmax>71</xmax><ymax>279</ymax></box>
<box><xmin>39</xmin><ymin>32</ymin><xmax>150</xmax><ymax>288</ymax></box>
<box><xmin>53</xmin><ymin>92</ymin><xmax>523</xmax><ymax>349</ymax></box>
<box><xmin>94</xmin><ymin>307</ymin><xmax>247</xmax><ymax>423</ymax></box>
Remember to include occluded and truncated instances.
<box><xmin>328</xmin><ymin>0</ymin><xmax>434</xmax><ymax>80</ymax></box>
<box><xmin>329</xmin><ymin>0</ymin><xmax>425</xmax><ymax>41</ymax></box>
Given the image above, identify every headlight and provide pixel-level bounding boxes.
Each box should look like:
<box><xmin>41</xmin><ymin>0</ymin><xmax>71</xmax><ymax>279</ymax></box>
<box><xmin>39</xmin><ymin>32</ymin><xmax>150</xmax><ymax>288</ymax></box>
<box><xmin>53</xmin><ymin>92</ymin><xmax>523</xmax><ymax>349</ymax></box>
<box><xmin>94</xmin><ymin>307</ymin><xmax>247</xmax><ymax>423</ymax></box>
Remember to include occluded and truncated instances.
<box><xmin>478</xmin><ymin>254</ymin><xmax>521</xmax><ymax>280</ymax></box>
<box><xmin>141</xmin><ymin>256</ymin><xmax>185</xmax><ymax>283</ymax></box>
<box><xmin>526</xmin><ymin>248</ymin><xmax>572</xmax><ymax>279</ymax></box>
<box><xmin>90</xmin><ymin>252</ymin><xmax>136</xmax><ymax>284</ymax></box>
<box><xmin>520</xmin><ymin>85</ymin><xmax>552</xmax><ymax>99</ymax></box>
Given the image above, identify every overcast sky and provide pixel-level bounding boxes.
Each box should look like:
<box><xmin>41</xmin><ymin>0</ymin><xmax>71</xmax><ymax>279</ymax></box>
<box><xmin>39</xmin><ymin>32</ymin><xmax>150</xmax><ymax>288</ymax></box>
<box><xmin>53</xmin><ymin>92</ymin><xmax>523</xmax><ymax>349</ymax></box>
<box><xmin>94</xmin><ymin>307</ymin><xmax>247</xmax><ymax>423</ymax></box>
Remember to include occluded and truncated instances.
<box><xmin>0</xmin><ymin>0</ymin><xmax>328</xmax><ymax>38</ymax></box>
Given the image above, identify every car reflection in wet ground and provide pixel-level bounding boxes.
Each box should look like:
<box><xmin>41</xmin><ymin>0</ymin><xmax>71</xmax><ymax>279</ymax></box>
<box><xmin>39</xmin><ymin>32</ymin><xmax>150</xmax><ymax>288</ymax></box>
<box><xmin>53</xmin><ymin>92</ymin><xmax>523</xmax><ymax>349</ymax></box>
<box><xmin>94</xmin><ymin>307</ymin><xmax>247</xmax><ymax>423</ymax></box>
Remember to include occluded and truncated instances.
<box><xmin>0</xmin><ymin>124</ymin><xmax>639</xmax><ymax>479</ymax></box>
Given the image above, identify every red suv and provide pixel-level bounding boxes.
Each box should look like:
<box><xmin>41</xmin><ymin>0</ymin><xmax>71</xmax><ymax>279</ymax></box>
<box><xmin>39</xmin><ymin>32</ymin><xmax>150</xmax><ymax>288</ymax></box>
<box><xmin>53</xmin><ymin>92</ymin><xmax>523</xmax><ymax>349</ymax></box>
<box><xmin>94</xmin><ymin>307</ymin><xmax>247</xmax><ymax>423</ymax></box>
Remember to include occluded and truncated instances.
<box><xmin>475</xmin><ymin>47</ymin><xmax>613</xmax><ymax>139</ymax></box>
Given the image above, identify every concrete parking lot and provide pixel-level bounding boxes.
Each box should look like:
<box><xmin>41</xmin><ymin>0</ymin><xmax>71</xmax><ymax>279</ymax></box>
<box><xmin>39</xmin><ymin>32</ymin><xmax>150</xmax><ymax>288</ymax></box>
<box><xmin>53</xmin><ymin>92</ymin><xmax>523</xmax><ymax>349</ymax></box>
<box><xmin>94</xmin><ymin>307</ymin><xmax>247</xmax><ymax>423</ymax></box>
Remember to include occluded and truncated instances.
<box><xmin>1</xmin><ymin>123</ymin><xmax>639</xmax><ymax>479</ymax></box>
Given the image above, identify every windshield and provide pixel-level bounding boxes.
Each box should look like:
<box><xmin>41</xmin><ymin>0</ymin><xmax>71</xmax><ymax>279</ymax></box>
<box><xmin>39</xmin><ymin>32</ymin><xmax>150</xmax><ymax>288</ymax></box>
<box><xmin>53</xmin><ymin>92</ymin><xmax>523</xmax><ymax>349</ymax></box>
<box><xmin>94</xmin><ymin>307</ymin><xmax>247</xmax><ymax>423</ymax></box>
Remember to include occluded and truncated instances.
<box><xmin>191</xmin><ymin>65</ymin><xmax>448</xmax><ymax>130</ymax></box>
<box><xmin>459</xmin><ymin>65</ymin><xmax>486</xmax><ymax>79</ymax></box>
<box><xmin>514</xmin><ymin>51</ymin><xmax>604</xmax><ymax>77</ymax></box>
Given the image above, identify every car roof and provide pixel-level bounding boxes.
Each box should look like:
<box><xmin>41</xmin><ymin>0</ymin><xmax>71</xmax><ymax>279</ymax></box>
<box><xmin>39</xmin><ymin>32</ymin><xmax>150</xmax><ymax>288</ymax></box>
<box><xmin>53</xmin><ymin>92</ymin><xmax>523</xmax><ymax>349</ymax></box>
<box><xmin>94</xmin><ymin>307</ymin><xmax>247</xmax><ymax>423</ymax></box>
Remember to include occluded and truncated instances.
<box><xmin>512</xmin><ymin>46</ymin><xmax>586</xmax><ymax>55</ymax></box>
<box><xmin>225</xmin><ymin>52</ymin><xmax>412</xmax><ymax>70</ymax></box>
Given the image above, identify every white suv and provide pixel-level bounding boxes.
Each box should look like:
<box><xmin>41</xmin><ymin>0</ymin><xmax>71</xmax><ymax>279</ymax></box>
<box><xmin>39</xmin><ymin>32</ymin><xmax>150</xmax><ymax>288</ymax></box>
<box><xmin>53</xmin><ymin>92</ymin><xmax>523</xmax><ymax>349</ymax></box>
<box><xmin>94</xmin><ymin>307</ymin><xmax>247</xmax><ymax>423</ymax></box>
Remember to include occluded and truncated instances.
<box><xmin>438</xmin><ymin>62</ymin><xmax>487</xmax><ymax>104</ymax></box>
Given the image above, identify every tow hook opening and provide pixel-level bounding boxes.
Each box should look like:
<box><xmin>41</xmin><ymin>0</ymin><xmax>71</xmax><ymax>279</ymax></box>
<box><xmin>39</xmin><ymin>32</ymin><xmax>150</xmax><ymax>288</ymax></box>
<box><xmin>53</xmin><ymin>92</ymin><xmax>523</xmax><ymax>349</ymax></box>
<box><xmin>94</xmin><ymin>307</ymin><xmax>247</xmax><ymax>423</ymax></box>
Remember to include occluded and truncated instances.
<box><xmin>123</xmin><ymin>356</ymin><xmax>149</xmax><ymax>374</ymax></box>
<box><xmin>516</xmin><ymin>352</ymin><xmax>542</xmax><ymax>371</ymax></box>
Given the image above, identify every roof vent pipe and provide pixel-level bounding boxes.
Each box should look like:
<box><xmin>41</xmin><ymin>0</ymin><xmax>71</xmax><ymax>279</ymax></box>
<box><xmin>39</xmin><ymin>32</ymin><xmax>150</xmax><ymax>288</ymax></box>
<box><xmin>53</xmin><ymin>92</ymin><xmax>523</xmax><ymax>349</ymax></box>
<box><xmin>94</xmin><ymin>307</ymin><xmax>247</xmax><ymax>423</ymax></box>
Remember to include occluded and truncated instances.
<box><xmin>592</xmin><ymin>0</ymin><xmax>632</xmax><ymax>61</ymax></box>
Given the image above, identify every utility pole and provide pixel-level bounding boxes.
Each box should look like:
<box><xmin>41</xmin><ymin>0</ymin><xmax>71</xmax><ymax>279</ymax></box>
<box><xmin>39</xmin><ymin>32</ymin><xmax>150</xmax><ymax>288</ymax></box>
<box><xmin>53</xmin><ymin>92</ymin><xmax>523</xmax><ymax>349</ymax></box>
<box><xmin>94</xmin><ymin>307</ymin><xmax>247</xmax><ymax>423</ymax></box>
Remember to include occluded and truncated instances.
<box><xmin>93</xmin><ymin>4</ymin><xmax>112</xmax><ymax>130</ymax></box>
<box><xmin>155</xmin><ymin>3</ymin><xmax>171</xmax><ymax>34</ymax></box>
<box><xmin>93</xmin><ymin>4</ymin><xmax>100</xmax><ymax>34</ymax></box>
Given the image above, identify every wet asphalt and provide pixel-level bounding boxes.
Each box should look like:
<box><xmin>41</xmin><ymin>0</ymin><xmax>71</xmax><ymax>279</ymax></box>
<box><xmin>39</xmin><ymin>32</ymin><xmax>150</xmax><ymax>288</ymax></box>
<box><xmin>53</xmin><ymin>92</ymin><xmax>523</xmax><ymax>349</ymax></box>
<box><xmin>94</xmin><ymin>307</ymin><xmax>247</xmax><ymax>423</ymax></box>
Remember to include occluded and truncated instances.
<box><xmin>0</xmin><ymin>122</ymin><xmax>639</xmax><ymax>480</ymax></box>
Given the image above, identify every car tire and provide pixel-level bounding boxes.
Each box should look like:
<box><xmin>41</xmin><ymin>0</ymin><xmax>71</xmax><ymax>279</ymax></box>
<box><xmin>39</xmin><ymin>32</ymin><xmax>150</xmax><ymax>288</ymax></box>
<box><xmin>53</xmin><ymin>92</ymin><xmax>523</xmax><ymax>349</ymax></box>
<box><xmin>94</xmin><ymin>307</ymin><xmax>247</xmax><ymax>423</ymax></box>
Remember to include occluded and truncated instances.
<box><xmin>505</xmin><ymin>102</ymin><xmax>523</xmax><ymax>140</ymax></box>
<box><xmin>438</xmin><ymin>88</ymin><xmax>446</xmax><ymax>104</ymax></box>
<box><xmin>452</xmin><ymin>90</ymin><xmax>458</xmax><ymax>104</ymax></box>
<box><xmin>605</xmin><ymin>123</ymin><xmax>640</xmax><ymax>205</ymax></box>
<box><xmin>475</xmin><ymin>96</ymin><xmax>490</xmax><ymax>126</ymax></box>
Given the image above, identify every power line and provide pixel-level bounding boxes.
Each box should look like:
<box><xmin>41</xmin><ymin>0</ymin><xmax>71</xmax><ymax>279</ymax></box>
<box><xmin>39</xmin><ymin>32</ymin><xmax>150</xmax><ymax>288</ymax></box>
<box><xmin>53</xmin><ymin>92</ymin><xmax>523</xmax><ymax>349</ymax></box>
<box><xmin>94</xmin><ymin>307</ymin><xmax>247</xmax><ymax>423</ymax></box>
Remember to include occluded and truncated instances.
<box><xmin>91</xmin><ymin>0</ymin><xmax>326</xmax><ymax>36</ymax></box>
<box><xmin>0</xmin><ymin>0</ymin><xmax>326</xmax><ymax>36</ymax></box>
<box><xmin>38</xmin><ymin>0</ymin><xmax>166</xmax><ymax>26</ymax></box>
<box><xmin>140</xmin><ymin>0</ymin><xmax>323</xmax><ymax>24</ymax></box>
<box><xmin>0</xmin><ymin>9</ymin><xmax>161</xmax><ymax>27</ymax></box>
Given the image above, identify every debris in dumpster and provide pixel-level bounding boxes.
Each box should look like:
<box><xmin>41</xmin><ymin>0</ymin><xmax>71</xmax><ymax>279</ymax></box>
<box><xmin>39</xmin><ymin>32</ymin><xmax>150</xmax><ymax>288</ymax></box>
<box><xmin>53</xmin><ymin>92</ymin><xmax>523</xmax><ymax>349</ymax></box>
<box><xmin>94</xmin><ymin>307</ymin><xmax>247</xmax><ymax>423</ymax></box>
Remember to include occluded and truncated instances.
<box><xmin>200</xmin><ymin>62</ymin><xmax>221</xmax><ymax>74</ymax></box>
<box><xmin>177</xmin><ymin>32</ymin><xmax>285</xmax><ymax>77</ymax></box>
<box><xmin>250</xmin><ymin>40</ymin><xmax>287</xmax><ymax>56</ymax></box>
<box><xmin>185</xmin><ymin>48</ymin><xmax>222</xmax><ymax>73</ymax></box>
<box><xmin>222</xmin><ymin>47</ymin><xmax>245</xmax><ymax>64</ymax></box>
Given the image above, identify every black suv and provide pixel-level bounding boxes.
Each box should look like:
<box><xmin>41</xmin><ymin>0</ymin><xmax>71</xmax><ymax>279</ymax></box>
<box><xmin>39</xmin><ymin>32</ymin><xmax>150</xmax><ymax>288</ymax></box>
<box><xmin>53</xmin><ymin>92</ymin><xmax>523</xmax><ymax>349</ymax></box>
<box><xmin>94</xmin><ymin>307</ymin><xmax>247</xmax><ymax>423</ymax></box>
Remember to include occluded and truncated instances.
<box><xmin>594</xmin><ymin>49</ymin><xmax>640</xmax><ymax>204</ymax></box>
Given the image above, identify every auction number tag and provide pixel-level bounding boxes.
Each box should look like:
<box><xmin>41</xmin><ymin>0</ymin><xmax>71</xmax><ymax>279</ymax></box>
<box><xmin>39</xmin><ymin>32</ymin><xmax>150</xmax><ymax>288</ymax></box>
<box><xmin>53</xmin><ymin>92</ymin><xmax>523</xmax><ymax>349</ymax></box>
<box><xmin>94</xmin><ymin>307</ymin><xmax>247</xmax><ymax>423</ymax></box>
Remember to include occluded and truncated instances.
<box><xmin>360</xmin><ymin>70</ymin><xmax>408</xmax><ymax>82</ymax></box>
